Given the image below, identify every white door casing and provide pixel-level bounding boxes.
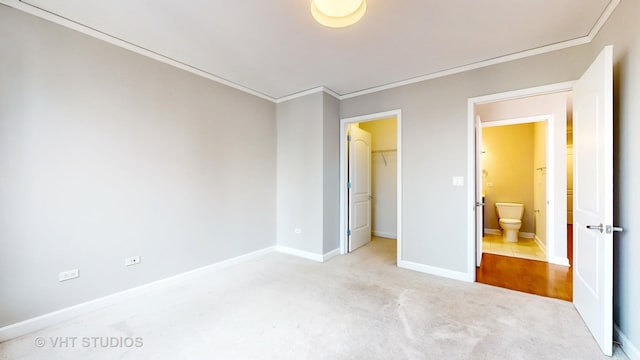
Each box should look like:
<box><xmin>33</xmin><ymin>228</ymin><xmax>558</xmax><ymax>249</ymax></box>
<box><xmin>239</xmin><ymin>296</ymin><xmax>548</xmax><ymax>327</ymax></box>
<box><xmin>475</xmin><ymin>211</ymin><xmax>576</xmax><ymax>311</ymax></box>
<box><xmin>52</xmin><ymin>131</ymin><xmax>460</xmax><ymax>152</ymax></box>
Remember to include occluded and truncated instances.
<box><xmin>348</xmin><ymin>125</ymin><xmax>372</xmax><ymax>252</ymax></box>
<box><xmin>572</xmin><ymin>45</ymin><xmax>614</xmax><ymax>356</ymax></box>
<box><xmin>475</xmin><ymin>115</ymin><xmax>484</xmax><ymax>266</ymax></box>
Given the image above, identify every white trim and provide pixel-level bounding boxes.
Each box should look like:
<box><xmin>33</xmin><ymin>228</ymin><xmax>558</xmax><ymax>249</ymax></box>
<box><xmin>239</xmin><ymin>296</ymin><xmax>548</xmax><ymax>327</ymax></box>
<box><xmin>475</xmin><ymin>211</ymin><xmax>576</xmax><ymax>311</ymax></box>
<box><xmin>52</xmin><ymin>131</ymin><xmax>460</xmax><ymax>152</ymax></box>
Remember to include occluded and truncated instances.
<box><xmin>534</xmin><ymin>234</ymin><xmax>546</xmax><ymax>253</ymax></box>
<box><xmin>615</xmin><ymin>324</ymin><xmax>640</xmax><ymax>360</ymax></box>
<box><xmin>322</xmin><ymin>248</ymin><xmax>341</xmax><ymax>262</ymax></box>
<box><xmin>472</xmin><ymin>82</ymin><xmax>576</xmax><ymax>105</ymax></box>
<box><xmin>589</xmin><ymin>0</ymin><xmax>621</xmax><ymax>40</ymax></box>
<box><xmin>372</xmin><ymin>231</ymin><xmax>397</xmax><ymax>239</ymax></box>
<box><xmin>0</xmin><ymin>0</ymin><xmax>274</xmax><ymax>102</ymax></box>
<box><xmin>0</xmin><ymin>245</ymin><xmax>276</xmax><ymax>342</ymax></box>
<box><xmin>483</xmin><ymin>229</ymin><xmax>535</xmax><ymax>239</ymax></box>
<box><xmin>482</xmin><ymin>114</ymin><xmax>553</xmax><ymax>128</ymax></box>
<box><xmin>468</xmin><ymin>81</ymin><xmax>574</xmax><ymax>282</ymax></box>
<box><xmin>341</xmin><ymin>41</ymin><xmax>589</xmax><ymax>100</ymax></box>
<box><xmin>550</xmin><ymin>256</ymin><xmax>571</xmax><ymax>267</ymax></box>
<box><xmin>340</xmin><ymin>110</ymin><xmax>402</xmax><ymax>267</ymax></box>
<box><xmin>275</xmin><ymin>86</ymin><xmax>340</xmax><ymax>103</ymax></box>
<box><xmin>398</xmin><ymin>260</ymin><xmax>474</xmax><ymax>283</ymax></box>
<box><xmin>276</xmin><ymin>246</ymin><xmax>324</xmax><ymax>262</ymax></box>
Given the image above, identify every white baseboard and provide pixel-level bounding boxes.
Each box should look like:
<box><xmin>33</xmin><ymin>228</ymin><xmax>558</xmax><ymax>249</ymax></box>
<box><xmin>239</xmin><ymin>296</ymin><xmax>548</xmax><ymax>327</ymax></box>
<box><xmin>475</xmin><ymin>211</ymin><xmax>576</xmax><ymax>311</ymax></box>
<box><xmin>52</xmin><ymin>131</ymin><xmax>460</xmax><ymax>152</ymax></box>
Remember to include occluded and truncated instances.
<box><xmin>0</xmin><ymin>245</ymin><xmax>277</xmax><ymax>342</ymax></box>
<box><xmin>484</xmin><ymin>228</ymin><xmax>534</xmax><ymax>239</ymax></box>
<box><xmin>322</xmin><ymin>248</ymin><xmax>340</xmax><ymax>262</ymax></box>
<box><xmin>519</xmin><ymin>232</ymin><xmax>534</xmax><ymax>239</ymax></box>
<box><xmin>372</xmin><ymin>231</ymin><xmax>397</xmax><ymax>239</ymax></box>
<box><xmin>550</xmin><ymin>256</ymin><xmax>571</xmax><ymax>267</ymax></box>
<box><xmin>398</xmin><ymin>259</ymin><xmax>474</xmax><ymax>282</ymax></box>
<box><xmin>276</xmin><ymin>246</ymin><xmax>324</xmax><ymax>262</ymax></box>
<box><xmin>615</xmin><ymin>324</ymin><xmax>640</xmax><ymax>360</ymax></box>
<box><xmin>534</xmin><ymin>235</ymin><xmax>546</xmax><ymax>252</ymax></box>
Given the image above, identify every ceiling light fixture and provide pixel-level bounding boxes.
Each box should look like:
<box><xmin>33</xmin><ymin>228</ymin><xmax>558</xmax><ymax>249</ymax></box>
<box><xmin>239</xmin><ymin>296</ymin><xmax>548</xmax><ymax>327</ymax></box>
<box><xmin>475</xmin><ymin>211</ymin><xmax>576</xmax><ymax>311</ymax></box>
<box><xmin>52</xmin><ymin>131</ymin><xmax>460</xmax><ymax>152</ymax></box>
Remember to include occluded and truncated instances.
<box><xmin>311</xmin><ymin>0</ymin><xmax>367</xmax><ymax>28</ymax></box>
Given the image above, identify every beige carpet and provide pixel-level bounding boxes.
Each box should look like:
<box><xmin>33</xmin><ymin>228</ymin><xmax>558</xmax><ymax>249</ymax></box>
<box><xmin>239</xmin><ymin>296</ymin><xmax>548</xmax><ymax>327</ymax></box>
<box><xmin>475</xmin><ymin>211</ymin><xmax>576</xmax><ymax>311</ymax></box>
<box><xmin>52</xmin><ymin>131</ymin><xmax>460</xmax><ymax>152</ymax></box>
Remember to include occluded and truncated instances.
<box><xmin>0</xmin><ymin>238</ymin><xmax>628</xmax><ymax>359</ymax></box>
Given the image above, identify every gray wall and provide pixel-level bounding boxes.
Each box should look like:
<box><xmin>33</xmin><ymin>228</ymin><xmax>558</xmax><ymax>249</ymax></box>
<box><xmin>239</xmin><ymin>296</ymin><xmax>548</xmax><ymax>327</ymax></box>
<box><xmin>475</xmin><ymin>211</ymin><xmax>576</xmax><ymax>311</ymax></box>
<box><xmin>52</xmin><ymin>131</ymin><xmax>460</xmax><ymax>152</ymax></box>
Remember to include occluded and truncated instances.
<box><xmin>276</xmin><ymin>92</ymin><xmax>340</xmax><ymax>256</ymax></box>
<box><xmin>341</xmin><ymin>0</ymin><xmax>639</xmax><ymax>350</ymax></box>
<box><xmin>276</xmin><ymin>93</ymin><xmax>324</xmax><ymax>254</ymax></box>
<box><xmin>0</xmin><ymin>6</ymin><xmax>276</xmax><ymax>327</ymax></box>
<box><xmin>322</xmin><ymin>93</ymin><xmax>340</xmax><ymax>254</ymax></box>
<box><xmin>341</xmin><ymin>46</ymin><xmax>592</xmax><ymax>273</ymax></box>
<box><xmin>590</xmin><ymin>0</ymin><xmax>640</xmax><ymax>351</ymax></box>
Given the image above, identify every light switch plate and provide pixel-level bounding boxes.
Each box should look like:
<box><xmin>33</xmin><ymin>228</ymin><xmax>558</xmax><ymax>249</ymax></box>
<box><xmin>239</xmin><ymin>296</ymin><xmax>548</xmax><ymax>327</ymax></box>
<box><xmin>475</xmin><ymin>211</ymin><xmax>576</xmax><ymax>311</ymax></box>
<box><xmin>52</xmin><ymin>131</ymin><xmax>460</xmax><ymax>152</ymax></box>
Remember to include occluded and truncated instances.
<box><xmin>452</xmin><ymin>176</ymin><xmax>464</xmax><ymax>186</ymax></box>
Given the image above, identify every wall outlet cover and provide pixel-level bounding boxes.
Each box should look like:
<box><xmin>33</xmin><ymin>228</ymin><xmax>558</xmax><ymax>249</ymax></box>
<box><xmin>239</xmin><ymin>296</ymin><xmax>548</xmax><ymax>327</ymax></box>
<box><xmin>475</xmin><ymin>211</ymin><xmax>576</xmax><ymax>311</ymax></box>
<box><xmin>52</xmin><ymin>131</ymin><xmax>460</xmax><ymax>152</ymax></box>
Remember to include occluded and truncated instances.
<box><xmin>125</xmin><ymin>256</ymin><xmax>141</xmax><ymax>266</ymax></box>
<box><xmin>58</xmin><ymin>269</ymin><xmax>79</xmax><ymax>282</ymax></box>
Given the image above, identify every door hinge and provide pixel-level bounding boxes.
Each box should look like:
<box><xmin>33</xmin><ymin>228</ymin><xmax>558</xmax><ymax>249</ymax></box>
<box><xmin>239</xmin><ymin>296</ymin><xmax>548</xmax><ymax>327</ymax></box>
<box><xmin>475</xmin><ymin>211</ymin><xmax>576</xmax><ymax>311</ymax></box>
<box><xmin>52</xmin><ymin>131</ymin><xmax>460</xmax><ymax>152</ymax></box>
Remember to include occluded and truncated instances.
<box><xmin>347</xmin><ymin>182</ymin><xmax>352</xmax><ymax>189</ymax></box>
<box><xmin>347</xmin><ymin>229</ymin><xmax>351</xmax><ymax>236</ymax></box>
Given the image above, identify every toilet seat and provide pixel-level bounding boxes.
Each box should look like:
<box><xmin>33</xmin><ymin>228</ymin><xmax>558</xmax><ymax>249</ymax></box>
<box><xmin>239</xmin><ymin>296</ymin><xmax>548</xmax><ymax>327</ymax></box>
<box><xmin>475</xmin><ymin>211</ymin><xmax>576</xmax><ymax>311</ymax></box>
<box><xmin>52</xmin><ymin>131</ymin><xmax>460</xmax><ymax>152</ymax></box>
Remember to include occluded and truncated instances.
<box><xmin>499</xmin><ymin>218</ymin><xmax>521</xmax><ymax>225</ymax></box>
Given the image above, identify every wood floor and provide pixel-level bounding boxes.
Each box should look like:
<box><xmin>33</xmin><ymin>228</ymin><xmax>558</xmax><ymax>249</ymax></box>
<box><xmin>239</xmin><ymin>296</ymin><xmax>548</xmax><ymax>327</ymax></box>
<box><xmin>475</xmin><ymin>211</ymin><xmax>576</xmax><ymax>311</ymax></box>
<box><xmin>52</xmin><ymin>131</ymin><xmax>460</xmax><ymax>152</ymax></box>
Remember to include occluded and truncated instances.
<box><xmin>476</xmin><ymin>225</ymin><xmax>573</xmax><ymax>301</ymax></box>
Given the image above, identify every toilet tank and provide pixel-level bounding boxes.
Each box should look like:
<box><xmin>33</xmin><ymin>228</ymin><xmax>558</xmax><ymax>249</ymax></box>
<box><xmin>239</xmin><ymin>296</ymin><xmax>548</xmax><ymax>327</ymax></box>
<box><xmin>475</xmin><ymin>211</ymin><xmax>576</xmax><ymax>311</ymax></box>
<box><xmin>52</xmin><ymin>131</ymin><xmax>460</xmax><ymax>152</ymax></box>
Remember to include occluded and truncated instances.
<box><xmin>495</xmin><ymin>202</ymin><xmax>524</xmax><ymax>219</ymax></box>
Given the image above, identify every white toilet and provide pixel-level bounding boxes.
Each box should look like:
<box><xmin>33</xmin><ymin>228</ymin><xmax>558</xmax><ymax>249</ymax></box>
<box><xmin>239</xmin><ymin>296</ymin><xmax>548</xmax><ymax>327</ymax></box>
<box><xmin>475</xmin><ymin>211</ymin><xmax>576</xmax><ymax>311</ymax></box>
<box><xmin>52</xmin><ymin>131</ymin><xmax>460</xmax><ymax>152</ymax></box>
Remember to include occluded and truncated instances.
<box><xmin>495</xmin><ymin>202</ymin><xmax>524</xmax><ymax>243</ymax></box>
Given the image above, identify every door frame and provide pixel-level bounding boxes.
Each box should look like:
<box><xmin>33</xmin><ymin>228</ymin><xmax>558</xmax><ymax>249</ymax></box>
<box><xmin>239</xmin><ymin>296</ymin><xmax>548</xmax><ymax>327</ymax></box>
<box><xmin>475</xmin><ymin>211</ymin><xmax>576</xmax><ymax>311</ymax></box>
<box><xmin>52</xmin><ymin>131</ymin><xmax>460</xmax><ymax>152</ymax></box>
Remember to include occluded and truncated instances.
<box><xmin>466</xmin><ymin>81</ymin><xmax>574</xmax><ymax>279</ymax></box>
<box><xmin>339</xmin><ymin>109</ymin><xmax>402</xmax><ymax>264</ymax></box>
<box><xmin>479</xmin><ymin>114</ymin><xmax>556</xmax><ymax>264</ymax></box>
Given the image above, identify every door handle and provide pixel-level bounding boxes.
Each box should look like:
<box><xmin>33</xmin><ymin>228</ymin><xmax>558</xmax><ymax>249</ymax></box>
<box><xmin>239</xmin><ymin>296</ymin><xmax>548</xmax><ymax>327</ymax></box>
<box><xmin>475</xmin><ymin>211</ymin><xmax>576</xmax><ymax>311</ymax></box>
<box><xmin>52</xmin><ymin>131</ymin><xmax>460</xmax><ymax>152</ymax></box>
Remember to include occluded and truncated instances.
<box><xmin>586</xmin><ymin>224</ymin><xmax>624</xmax><ymax>234</ymax></box>
<box><xmin>606</xmin><ymin>225</ymin><xmax>624</xmax><ymax>234</ymax></box>
<box><xmin>586</xmin><ymin>224</ymin><xmax>604</xmax><ymax>233</ymax></box>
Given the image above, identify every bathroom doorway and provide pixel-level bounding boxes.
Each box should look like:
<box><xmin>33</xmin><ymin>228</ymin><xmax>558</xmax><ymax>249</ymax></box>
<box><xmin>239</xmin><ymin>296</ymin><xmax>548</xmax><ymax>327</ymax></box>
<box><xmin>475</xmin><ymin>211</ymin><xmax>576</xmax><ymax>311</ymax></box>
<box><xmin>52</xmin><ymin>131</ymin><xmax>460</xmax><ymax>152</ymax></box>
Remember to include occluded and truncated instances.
<box><xmin>480</xmin><ymin>119</ymin><xmax>548</xmax><ymax>263</ymax></box>
<box><xmin>473</xmin><ymin>91</ymin><xmax>572</xmax><ymax>268</ymax></box>
<box><xmin>339</xmin><ymin>110</ymin><xmax>402</xmax><ymax>264</ymax></box>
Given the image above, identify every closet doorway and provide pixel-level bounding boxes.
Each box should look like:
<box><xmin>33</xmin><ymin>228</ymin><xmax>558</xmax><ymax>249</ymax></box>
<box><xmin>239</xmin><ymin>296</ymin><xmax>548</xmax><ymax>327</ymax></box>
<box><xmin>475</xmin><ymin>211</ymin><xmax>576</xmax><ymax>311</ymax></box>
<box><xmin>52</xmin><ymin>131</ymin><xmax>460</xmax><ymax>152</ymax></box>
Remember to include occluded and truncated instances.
<box><xmin>339</xmin><ymin>110</ymin><xmax>402</xmax><ymax>263</ymax></box>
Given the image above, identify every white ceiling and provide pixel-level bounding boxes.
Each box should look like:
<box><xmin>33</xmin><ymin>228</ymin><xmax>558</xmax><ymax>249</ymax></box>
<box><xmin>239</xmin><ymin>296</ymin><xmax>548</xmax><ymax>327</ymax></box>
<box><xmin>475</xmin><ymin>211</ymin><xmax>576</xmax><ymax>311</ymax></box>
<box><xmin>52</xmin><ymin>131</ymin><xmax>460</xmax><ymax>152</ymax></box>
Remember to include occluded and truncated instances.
<box><xmin>20</xmin><ymin>0</ymin><xmax>614</xmax><ymax>100</ymax></box>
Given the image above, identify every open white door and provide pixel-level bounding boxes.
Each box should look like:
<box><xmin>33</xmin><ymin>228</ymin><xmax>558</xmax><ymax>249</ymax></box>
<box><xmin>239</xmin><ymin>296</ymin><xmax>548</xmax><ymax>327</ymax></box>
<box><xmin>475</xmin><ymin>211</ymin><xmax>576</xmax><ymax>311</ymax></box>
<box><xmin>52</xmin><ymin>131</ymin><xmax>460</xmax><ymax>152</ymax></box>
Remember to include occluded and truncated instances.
<box><xmin>573</xmin><ymin>45</ymin><xmax>618</xmax><ymax>356</ymax></box>
<box><xmin>348</xmin><ymin>125</ymin><xmax>372</xmax><ymax>252</ymax></box>
<box><xmin>475</xmin><ymin>115</ymin><xmax>484</xmax><ymax>266</ymax></box>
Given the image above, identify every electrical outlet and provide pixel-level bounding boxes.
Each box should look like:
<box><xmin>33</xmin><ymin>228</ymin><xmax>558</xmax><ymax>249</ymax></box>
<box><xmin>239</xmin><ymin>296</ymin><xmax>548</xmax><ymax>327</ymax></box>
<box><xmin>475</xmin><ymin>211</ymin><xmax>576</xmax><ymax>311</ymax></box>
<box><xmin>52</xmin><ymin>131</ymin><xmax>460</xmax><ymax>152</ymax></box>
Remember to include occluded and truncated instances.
<box><xmin>125</xmin><ymin>256</ymin><xmax>141</xmax><ymax>266</ymax></box>
<box><xmin>58</xmin><ymin>269</ymin><xmax>79</xmax><ymax>282</ymax></box>
<box><xmin>294</xmin><ymin>228</ymin><xmax>302</xmax><ymax>234</ymax></box>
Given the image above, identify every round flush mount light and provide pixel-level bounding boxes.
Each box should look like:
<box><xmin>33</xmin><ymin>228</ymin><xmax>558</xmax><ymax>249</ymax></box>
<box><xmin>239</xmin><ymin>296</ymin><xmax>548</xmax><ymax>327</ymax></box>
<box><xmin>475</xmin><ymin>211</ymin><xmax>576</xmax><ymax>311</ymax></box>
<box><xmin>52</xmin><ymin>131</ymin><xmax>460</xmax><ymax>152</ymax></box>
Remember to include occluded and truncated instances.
<box><xmin>311</xmin><ymin>0</ymin><xmax>367</xmax><ymax>28</ymax></box>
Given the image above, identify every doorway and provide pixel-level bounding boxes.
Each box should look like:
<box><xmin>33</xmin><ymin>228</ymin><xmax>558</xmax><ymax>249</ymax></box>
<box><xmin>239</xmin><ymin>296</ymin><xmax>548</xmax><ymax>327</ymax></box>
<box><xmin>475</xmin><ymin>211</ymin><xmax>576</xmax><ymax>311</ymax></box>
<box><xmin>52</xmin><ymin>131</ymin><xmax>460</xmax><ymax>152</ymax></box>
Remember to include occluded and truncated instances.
<box><xmin>469</xmin><ymin>88</ymin><xmax>574</xmax><ymax>302</ymax></box>
<box><xmin>469</xmin><ymin>88</ymin><xmax>573</xmax><ymax>270</ymax></box>
<box><xmin>339</xmin><ymin>110</ymin><xmax>402</xmax><ymax>264</ymax></box>
<box><xmin>479</xmin><ymin>116</ymin><xmax>552</xmax><ymax>264</ymax></box>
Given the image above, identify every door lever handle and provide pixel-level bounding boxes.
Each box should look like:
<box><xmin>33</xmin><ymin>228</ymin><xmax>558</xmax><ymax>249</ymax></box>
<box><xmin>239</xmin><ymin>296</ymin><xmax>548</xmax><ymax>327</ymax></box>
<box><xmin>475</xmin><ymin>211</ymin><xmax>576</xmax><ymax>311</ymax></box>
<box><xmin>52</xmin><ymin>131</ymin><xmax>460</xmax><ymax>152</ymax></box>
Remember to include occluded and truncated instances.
<box><xmin>606</xmin><ymin>225</ymin><xmax>624</xmax><ymax>234</ymax></box>
<box><xmin>586</xmin><ymin>224</ymin><xmax>604</xmax><ymax>233</ymax></box>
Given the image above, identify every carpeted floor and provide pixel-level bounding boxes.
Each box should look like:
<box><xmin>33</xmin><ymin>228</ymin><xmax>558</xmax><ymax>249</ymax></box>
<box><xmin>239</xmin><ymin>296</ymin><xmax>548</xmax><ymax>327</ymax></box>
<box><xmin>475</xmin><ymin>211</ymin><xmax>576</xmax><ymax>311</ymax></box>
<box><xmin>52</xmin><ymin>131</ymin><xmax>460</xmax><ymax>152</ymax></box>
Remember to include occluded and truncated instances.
<box><xmin>0</xmin><ymin>237</ymin><xmax>628</xmax><ymax>359</ymax></box>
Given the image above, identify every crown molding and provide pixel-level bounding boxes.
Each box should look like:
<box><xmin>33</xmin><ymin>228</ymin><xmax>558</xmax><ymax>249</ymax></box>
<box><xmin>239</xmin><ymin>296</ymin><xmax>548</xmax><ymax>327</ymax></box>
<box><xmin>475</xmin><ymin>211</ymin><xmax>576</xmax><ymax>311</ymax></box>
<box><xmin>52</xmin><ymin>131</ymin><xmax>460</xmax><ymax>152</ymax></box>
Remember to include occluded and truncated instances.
<box><xmin>2</xmin><ymin>0</ymin><xmax>276</xmax><ymax>102</ymax></box>
<box><xmin>588</xmin><ymin>0</ymin><xmax>620</xmax><ymax>39</ymax></box>
<box><xmin>3</xmin><ymin>0</ymin><xmax>620</xmax><ymax>104</ymax></box>
<box><xmin>340</xmin><ymin>0</ymin><xmax>619</xmax><ymax>100</ymax></box>
<box><xmin>275</xmin><ymin>86</ymin><xmax>340</xmax><ymax>103</ymax></box>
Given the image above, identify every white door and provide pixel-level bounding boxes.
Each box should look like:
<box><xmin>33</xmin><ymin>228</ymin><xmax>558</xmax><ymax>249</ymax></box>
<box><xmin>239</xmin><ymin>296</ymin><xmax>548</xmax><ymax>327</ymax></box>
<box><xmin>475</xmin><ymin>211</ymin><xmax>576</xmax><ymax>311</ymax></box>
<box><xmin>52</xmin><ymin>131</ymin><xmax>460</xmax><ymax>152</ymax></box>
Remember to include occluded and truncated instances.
<box><xmin>573</xmin><ymin>45</ymin><xmax>616</xmax><ymax>356</ymax></box>
<box><xmin>348</xmin><ymin>125</ymin><xmax>372</xmax><ymax>252</ymax></box>
<box><xmin>475</xmin><ymin>116</ymin><xmax>484</xmax><ymax>266</ymax></box>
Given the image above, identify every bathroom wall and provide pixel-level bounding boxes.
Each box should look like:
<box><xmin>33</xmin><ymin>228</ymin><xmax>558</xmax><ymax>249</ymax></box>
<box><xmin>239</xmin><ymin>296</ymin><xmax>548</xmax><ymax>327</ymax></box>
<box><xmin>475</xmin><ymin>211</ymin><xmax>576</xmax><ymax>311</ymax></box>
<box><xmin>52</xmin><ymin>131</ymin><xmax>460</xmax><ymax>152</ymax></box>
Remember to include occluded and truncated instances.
<box><xmin>359</xmin><ymin>118</ymin><xmax>397</xmax><ymax>239</ymax></box>
<box><xmin>481</xmin><ymin>123</ymin><xmax>535</xmax><ymax>234</ymax></box>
